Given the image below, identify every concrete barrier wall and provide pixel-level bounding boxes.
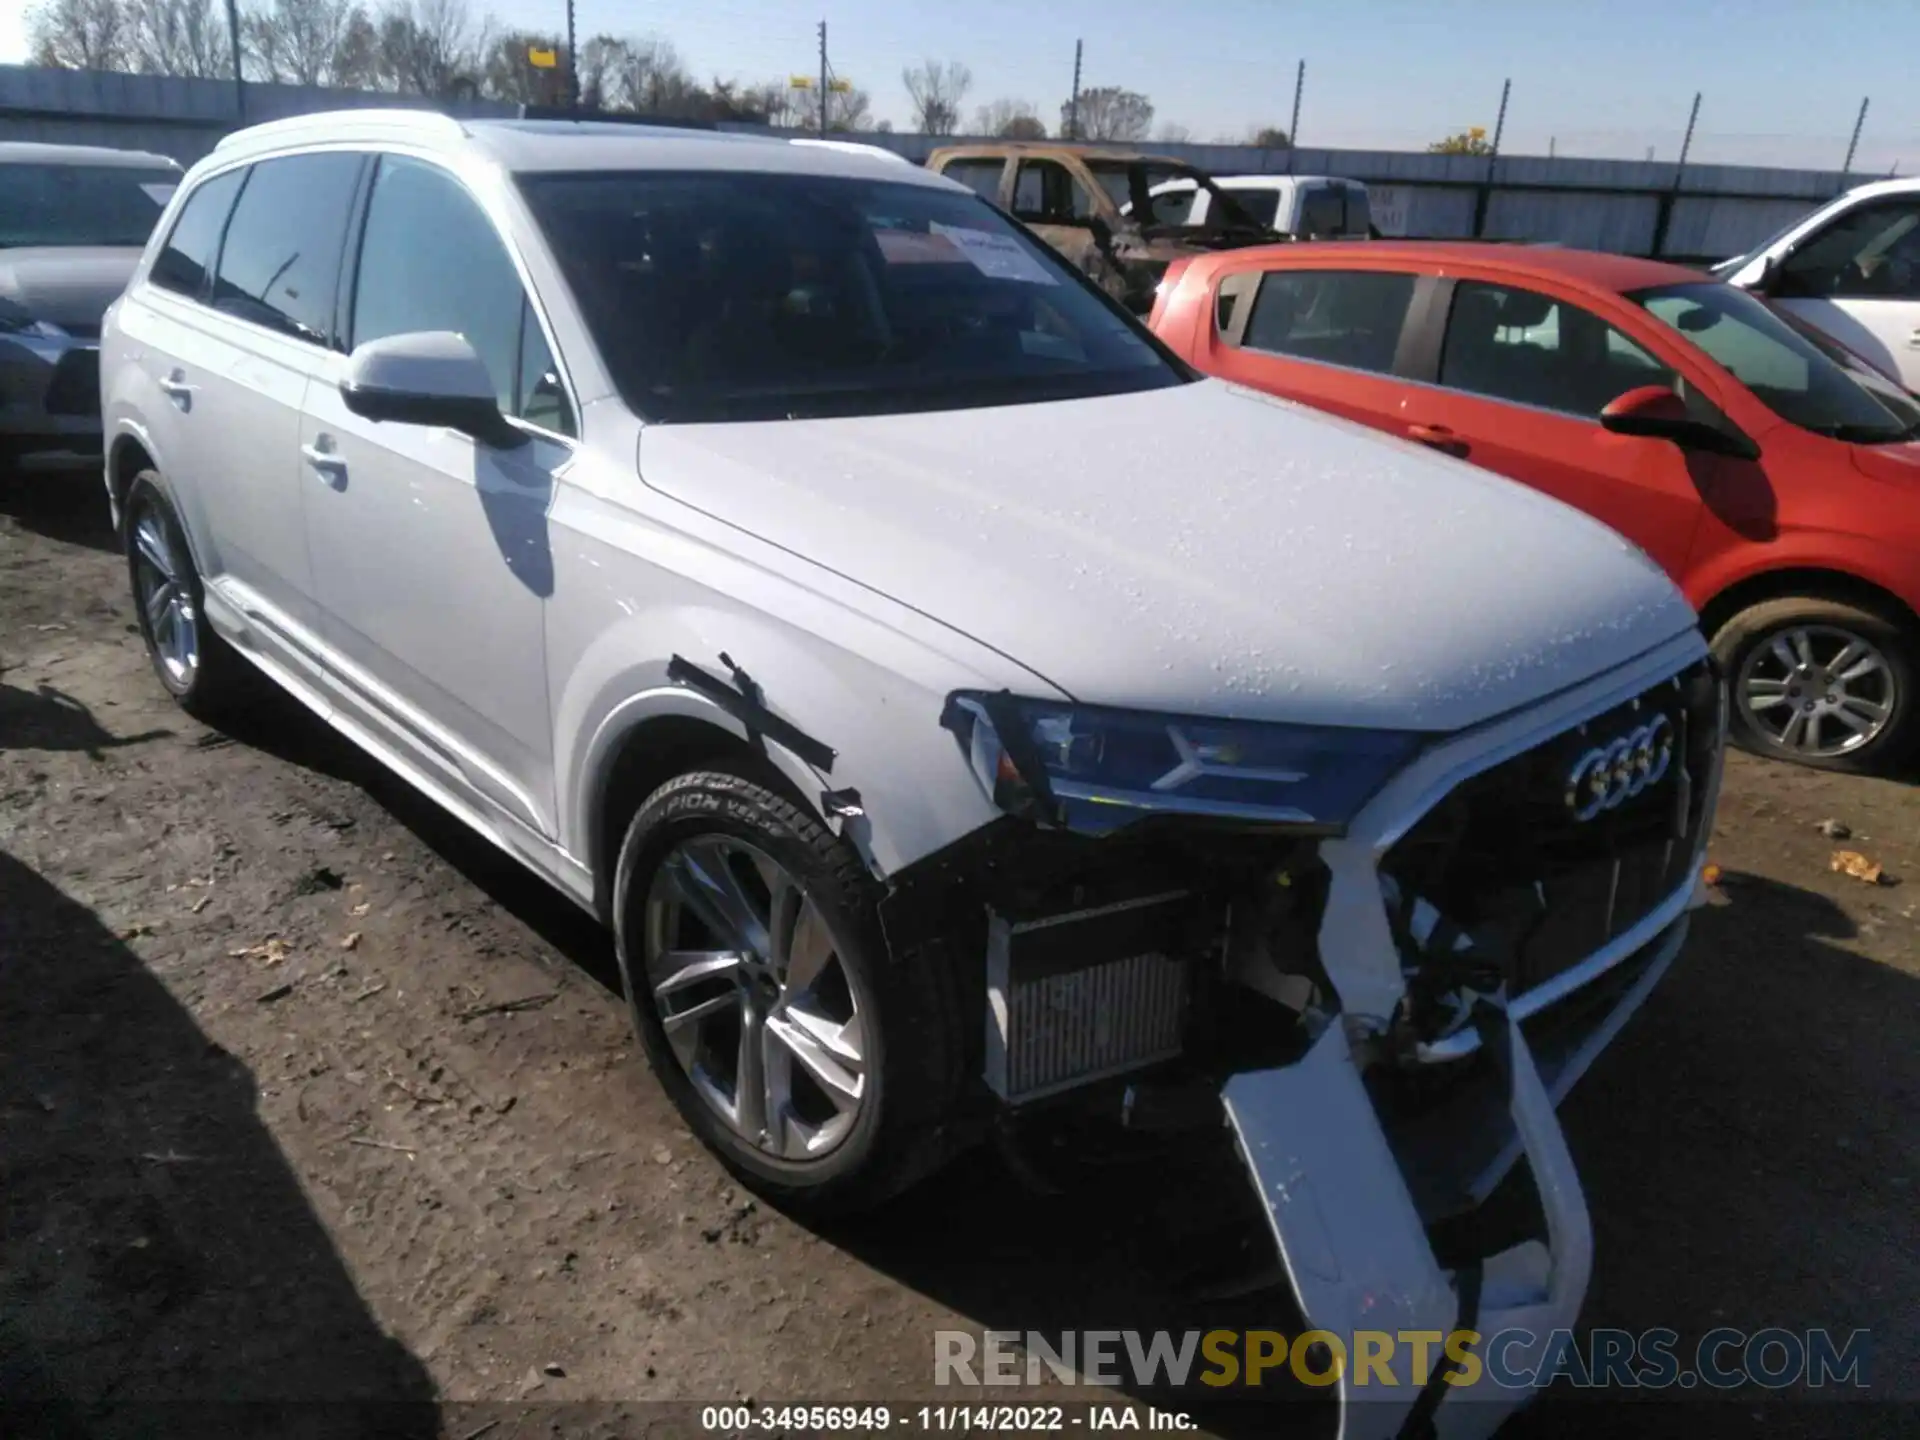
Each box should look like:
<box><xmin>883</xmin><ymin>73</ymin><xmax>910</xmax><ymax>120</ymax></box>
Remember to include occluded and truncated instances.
<box><xmin>2</xmin><ymin>63</ymin><xmax>1872</xmax><ymax>261</ymax></box>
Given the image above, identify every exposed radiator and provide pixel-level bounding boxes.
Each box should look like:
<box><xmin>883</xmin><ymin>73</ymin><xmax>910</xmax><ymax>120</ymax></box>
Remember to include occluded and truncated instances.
<box><xmin>984</xmin><ymin>890</ymin><xmax>1194</xmax><ymax>1104</ymax></box>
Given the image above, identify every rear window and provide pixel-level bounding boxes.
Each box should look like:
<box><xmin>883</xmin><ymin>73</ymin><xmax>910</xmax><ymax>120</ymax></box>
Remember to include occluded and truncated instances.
<box><xmin>519</xmin><ymin>170</ymin><xmax>1186</xmax><ymax>423</ymax></box>
<box><xmin>1241</xmin><ymin>270</ymin><xmax>1415</xmax><ymax>374</ymax></box>
<box><xmin>0</xmin><ymin>162</ymin><xmax>178</xmax><ymax>248</ymax></box>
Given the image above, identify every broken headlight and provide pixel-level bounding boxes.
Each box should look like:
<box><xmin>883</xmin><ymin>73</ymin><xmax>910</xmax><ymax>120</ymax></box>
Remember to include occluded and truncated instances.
<box><xmin>942</xmin><ymin>691</ymin><xmax>1422</xmax><ymax>834</ymax></box>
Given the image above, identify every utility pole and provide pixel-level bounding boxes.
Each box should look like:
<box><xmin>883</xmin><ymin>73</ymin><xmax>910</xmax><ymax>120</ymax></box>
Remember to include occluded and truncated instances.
<box><xmin>1067</xmin><ymin>39</ymin><xmax>1082</xmax><ymax>141</ymax></box>
<box><xmin>1676</xmin><ymin>90</ymin><xmax>1701</xmax><ymax>172</ymax></box>
<box><xmin>1289</xmin><ymin>60</ymin><xmax>1304</xmax><ymax>148</ymax></box>
<box><xmin>223</xmin><ymin>0</ymin><xmax>244</xmax><ymax>120</ymax></box>
<box><xmin>566</xmin><ymin>0</ymin><xmax>578</xmax><ymax>108</ymax></box>
<box><xmin>819</xmin><ymin>20</ymin><xmax>829</xmax><ymax>135</ymax></box>
<box><xmin>1842</xmin><ymin>96</ymin><xmax>1870</xmax><ymax>176</ymax></box>
<box><xmin>1489</xmin><ymin>77</ymin><xmax>1510</xmax><ymax>159</ymax></box>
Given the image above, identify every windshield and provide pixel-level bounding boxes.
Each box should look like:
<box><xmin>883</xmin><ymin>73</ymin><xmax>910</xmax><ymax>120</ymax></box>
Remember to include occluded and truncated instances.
<box><xmin>0</xmin><ymin>163</ymin><xmax>178</xmax><ymax>248</ymax></box>
<box><xmin>520</xmin><ymin>171</ymin><xmax>1186</xmax><ymax>423</ymax></box>
<box><xmin>1633</xmin><ymin>282</ymin><xmax>1916</xmax><ymax>444</ymax></box>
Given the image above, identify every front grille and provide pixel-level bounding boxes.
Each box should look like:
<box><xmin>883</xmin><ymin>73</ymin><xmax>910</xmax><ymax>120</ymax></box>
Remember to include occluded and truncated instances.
<box><xmin>1380</xmin><ymin>658</ymin><xmax>1720</xmax><ymax>1016</ymax></box>
<box><xmin>43</xmin><ymin>348</ymin><xmax>100</xmax><ymax>416</ymax></box>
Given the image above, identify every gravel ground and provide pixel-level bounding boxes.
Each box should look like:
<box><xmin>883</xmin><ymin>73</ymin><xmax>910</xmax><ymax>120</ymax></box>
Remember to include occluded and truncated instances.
<box><xmin>2</xmin><ymin>477</ymin><xmax>1915</xmax><ymax>1440</ymax></box>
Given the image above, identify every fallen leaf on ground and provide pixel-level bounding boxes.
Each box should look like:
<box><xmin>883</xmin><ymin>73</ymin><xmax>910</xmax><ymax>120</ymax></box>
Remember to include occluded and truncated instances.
<box><xmin>340</xmin><ymin>931</ymin><xmax>362</xmax><ymax>951</ymax></box>
<box><xmin>1817</xmin><ymin>818</ymin><xmax>1852</xmax><ymax>840</ymax></box>
<box><xmin>231</xmin><ymin>937</ymin><xmax>292</xmax><ymax>965</ymax></box>
<box><xmin>1831</xmin><ymin>850</ymin><xmax>1891</xmax><ymax>885</ymax></box>
<box><xmin>189</xmin><ymin>894</ymin><xmax>212</xmax><ymax>914</ymax></box>
<box><xmin>1701</xmin><ymin>863</ymin><xmax>1723</xmax><ymax>887</ymax></box>
<box><xmin>350</xmin><ymin>902</ymin><xmax>371</xmax><ymax>917</ymax></box>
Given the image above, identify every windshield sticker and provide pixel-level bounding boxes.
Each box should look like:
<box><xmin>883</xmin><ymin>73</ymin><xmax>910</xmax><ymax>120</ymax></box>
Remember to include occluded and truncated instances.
<box><xmin>140</xmin><ymin>183</ymin><xmax>178</xmax><ymax>206</ymax></box>
<box><xmin>929</xmin><ymin>222</ymin><xmax>1058</xmax><ymax>286</ymax></box>
<box><xmin>874</xmin><ymin>228</ymin><xmax>964</xmax><ymax>265</ymax></box>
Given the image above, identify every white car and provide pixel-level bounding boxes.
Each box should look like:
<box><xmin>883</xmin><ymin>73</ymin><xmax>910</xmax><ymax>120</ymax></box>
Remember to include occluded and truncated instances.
<box><xmin>1137</xmin><ymin>173</ymin><xmax>1372</xmax><ymax>238</ymax></box>
<box><xmin>101</xmin><ymin>111</ymin><xmax>1723</xmax><ymax>1438</ymax></box>
<box><xmin>0</xmin><ymin>141</ymin><xmax>181</xmax><ymax>470</ymax></box>
<box><xmin>1719</xmin><ymin>176</ymin><xmax>1920</xmax><ymax>391</ymax></box>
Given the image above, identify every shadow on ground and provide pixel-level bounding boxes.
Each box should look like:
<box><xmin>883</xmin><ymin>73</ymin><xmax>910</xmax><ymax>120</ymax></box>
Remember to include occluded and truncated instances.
<box><xmin>0</xmin><ymin>849</ymin><xmax>439</xmax><ymax>1440</ymax></box>
<box><xmin>0</xmin><ymin>469</ymin><xmax>119</xmax><ymax>555</ymax></box>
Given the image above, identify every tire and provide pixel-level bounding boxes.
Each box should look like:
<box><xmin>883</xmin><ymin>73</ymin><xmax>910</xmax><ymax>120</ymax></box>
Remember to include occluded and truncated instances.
<box><xmin>123</xmin><ymin>471</ymin><xmax>254</xmax><ymax>721</ymax></box>
<box><xmin>611</xmin><ymin>762</ymin><xmax>963</xmax><ymax>1213</ymax></box>
<box><xmin>1710</xmin><ymin>594</ymin><xmax>1918</xmax><ymax>775</ymax></box>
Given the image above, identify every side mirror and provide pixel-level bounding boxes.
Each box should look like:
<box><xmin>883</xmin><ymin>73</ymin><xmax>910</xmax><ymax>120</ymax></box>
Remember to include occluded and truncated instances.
<box><xmin>1601</xmin><ymin>385</ymin><xmax>1760</xmax><ymax>461</ymax></box>
<box><xmin>340</xmin><ymin>331</ymin><xmax>526</xmax><ymax>449</ymax></box>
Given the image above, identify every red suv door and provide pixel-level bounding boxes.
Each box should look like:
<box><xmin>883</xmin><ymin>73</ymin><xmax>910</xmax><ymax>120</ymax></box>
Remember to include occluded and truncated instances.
<box><xmin>1199</xmin><ymin>266</ymin><xmax>1423</xmax><ymax>433</ymax></box>
<box><xmin>1407</xmin><ymin>278</ymin><xmax>1707</xmax><ymax>578</ymax></box>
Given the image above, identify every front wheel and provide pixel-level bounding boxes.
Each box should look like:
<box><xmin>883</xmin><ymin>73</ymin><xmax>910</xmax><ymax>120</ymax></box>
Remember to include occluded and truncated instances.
<box><xmin>611</xmin><ymin>763</ymin><xmax>962</xmax><ymax>1213</ymax></box>
<box><xmin>1711</xmin><ymin>595</ymin><xmax>1916</xmax><ymax>774</ymax></box>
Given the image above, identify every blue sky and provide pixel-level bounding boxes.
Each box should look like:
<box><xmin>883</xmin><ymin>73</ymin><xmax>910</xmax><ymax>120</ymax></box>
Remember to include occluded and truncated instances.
<box><xmin>6</xmin><ymin>0</ymin><xmax>1916</xmax><ymax>169</ymax></box>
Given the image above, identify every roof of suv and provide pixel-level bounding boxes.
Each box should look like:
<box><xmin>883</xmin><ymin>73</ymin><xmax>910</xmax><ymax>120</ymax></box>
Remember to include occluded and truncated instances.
<box><xmin>0</xmin><ymin>140</ymin><xmax>181</xmax><ymax>169</ymax></box>
<box><xmin>211</xmin><ymin>110</ymin><xmax>953</xmax><ymax>188</ymax></box>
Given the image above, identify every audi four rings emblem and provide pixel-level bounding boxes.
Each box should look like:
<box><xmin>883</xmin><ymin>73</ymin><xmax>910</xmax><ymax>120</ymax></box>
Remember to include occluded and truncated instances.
<box><xmin>1565</xmin><ymin>714</ymin><xmax>1676</xmax><ymax>821</ymax></box>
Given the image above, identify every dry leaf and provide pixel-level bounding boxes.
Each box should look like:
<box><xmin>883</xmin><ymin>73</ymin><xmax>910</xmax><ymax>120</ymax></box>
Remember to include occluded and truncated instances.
<box><xmin>350</xmin><ymin>902</ymin><xmax>371</xmax><ymax>918</ymax></box>
<box><xmin>1701</xmin><ymin>863</ymin><xmax>1723</xmax><ymax>887</ymax></box>
<box><xmin>1830</xmin><ymin>850</ymin><xmax>1887</xmax><ymax>885</ymax></box>
<box><xmin>189</xmin><ymin>894</ymin><xmax>212</xmax><ymax>914</ymax></box>
<box><xmin>340</xmin><ymin>932</ymin><xmax>362</xmax><ymax>951</ymax></box>
<box><xmin>230</xmin><ymin>937</ymin><xmax>292</xmax><ymax>965</ymax></box>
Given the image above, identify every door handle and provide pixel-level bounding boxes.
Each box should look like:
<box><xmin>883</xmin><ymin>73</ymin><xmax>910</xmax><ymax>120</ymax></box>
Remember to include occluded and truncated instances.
<box><xmin>1407</xmin><ymin>422</ymin><xmax>1470</xmax><ymax>457</ymax></box>
<box><xmin>301</xmin><ymin>442</ymin><xmax>346</xmax><ymax>476</ymax></box>
<box><xmin>157</xmin><ymin>371</ymin><xmax>195</xmax><ymax>407</ymax></box>
<box><xmin>1906</xmin><ymin>328</ymin><xmax>1920</xmax><ymax>348</ymax></box>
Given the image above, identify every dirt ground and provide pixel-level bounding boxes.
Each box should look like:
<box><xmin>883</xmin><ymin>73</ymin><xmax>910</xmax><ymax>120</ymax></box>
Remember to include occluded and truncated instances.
<box><xmin>2</xmin><ymin>476</ymin><xmax>1916</xmax><ymax>1440</ymax></box>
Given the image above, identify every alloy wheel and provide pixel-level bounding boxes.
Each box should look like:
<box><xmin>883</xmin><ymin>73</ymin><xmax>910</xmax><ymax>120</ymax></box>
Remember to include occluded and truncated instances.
<box><xmin>132</xmin><ymin>506</ymin><xmax>199</xmax><ymax>689</ymax></box>
<box><xmin>1737</xmin><ymin>624</ymin><xmax>1895</xmax><ymax>758</ymax></box>
<box><xmin>642</xmin><ymin>837</ymin><xmax>869</xmax><ymax>1160</ymax></box>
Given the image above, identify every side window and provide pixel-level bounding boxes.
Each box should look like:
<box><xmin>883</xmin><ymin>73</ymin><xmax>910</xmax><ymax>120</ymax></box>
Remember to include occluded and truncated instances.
<box><xmin>1776</xmin><ymin>202</ymin><xmax>1920</xmax><ymax>302</ymax></box>
<box><xmin>351</xmin><ymin>154</ymin><xmax>575</xmax><ymax>438</ymax></box>
<box><xmin>940</xmin><ymin>159</ymin><xmax>1004</xmax><ymax>201</ymax></box>
<box><xmin>1298</xmin><ymin>185</ymin><xmax>1348</xmax><ymax>237</ymax></box>
<box><xmin>1241</xmin><ymin>270</ymin><xmax>1415</xmax><ymax>375</ymax></box>
<box><xmin>1146</xmin><ymin>186</ymin><xmax>1198</xmax><ymax>226</ymax></box>
<box><xmin>211</xmin><ymin>152</ymin><xmax>362</xmax><ymax>344</ymax></box>
<box><xmin>1012</xmin><ymin>160</ymin><xmax>1097</xmax><ymax>224</ymax></box>
<box><xmin>149</xmin><ymin>167</ymin><xmax>245</xmax><ymax>299</ymax></box>
<box><xmin>1440</xmin><ymin>281</ymin><xmax>1680</xmax><ymax>418</ymax></box>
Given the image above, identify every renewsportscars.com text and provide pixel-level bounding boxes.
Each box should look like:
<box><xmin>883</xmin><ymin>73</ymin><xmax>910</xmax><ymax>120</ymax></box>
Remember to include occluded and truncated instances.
<box><xmin>935</xmin><ymin>1327</ymin><xmax>1871</xmax><ymax>1391</ymax></box>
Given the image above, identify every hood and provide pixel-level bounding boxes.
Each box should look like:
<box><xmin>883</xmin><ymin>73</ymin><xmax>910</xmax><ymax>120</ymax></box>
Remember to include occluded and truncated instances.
<box><xmin>638</xmin><ymin>381</ymin><xmax>1697</xmax><ymax>733</ymax></box>
<box><xmin>0</xmin><ymin>247</ymin><xmax>143</xmax><ymax>331</ymax></box>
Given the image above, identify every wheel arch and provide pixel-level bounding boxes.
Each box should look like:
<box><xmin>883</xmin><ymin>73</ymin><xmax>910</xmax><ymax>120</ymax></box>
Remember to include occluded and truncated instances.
<box><xmin>107</xmin><ymin>430</ymin><xmax>157</xmax><ymax>530</ymax></box>
<box><xmin>582</xmin><ymin>707</ymin><xmax>806</xmax><ymax>923</ymax></box>
<box><xmin>1698</xmin><ymin>565</ymin><xmax>1920</xmax><ymax>642</ymax></box>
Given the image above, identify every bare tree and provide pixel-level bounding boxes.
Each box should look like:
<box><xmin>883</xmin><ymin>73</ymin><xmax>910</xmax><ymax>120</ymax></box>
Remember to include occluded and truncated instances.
<box><xmin>599</xmin><ymin>36</ymin><xmax>703</xmax><ymax>115</ymax></box>
<box><xmin>1061</xmin><ymin>85</ymin><xmax>1153</xmax><ymax>142</ymax></box>
<box><xmin>244</xmin><ymin>0</ymin><xmax>368</xmax><ymax>87</ymax></box>
<box><xmin>798</xmin><ymin>84</ymin><xmax>872</xmax><ymax>133</ymax></box>
<box><xmin>1248</xmin><ymin>125</ymin><xmax>1291</xmax><ymax>149</ymax></box>
<box><xmin>575</xmin><ymin>33</ymin><xmax>626</xmax><ymax>109</ymax></box>
<box><xmin>1155</xmin><ymin>122</ymin><xmax>1192</xmax><ymax>145</ymax></box>
<box><xmin>901</xmin><ymin>57</ymin><xmax>970</xmax><ymax>135</ymax></box>
<box><xmin>27</xmin><ymin>0</ymin><xmax>132</xmax><ymax>70</ymax></box>
<box><xmin>974</xmin><ymin>97</ymin><xmax>1044</xmax><ymax>139</ymax></box>
<box><xmin>118</xmin><ymin>0</ymin><xmax>231</xmax><ymax>77</ymax></box>
<box><xmin>368</xmin><ymin>0</ymin><xmax>486</xmax><ymax>97</ymax></box>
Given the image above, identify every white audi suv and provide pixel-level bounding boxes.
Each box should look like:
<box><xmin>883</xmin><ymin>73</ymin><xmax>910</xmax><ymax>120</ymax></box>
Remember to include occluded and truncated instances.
<box><xmin>101</xmin><ymin>111</ymin><xmax>1723</xmax><ymax>1437</ymax></box>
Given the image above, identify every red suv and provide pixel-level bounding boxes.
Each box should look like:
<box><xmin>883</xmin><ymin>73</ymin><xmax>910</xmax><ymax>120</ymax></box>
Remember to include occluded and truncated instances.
<box><xmin>1150</xmin><ymin>242</ymin><xmax>1920</xmax><ymax>774</ymax></box>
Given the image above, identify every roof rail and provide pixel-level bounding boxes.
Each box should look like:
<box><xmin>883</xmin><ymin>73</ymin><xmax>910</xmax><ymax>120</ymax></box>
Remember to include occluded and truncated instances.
<box><xmin>215</xmin><ymin>108</ymin><xmax>469</xmax><ymax>151</ymax></box>
<box><xmin>511</xmin><ymin>104</ymin><xmax>718</xmax><ymax>131</ymax></box>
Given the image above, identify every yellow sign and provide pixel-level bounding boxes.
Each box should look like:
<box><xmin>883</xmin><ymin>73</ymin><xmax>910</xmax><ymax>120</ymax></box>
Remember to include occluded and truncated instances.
<box><xmin>528</xmin><ymin>46</ymin><xmax>558</xmax><ymax>69</ymax></box>
<box><xmin>828</xmin><ymin>79</ymin><xmax>853</xmax><ymax>93</ymax></box>
<box><xmin>789</xmin><ymin>75</ymin><xmax>815</xmax><ymax>89</ymax></box>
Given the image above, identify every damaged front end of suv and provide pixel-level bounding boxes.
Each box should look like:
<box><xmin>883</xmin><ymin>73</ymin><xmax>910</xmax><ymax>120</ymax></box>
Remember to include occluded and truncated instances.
<box><xmin>879</xmin><ymin>643</ymin><xmax>1724</xmax><ymax>1438</ymax></box>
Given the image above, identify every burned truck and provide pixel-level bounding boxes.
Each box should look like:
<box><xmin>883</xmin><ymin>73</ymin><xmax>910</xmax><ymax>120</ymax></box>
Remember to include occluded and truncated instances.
<box><xmin>925</xmin><ymin>142</ymin><xmax>1290</xmax><ymax>313</ymax></box>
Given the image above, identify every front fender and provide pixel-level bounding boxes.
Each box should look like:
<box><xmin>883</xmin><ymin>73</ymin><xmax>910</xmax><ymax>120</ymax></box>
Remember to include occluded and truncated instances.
<box><xmin>1686</xmin><ymin>530</ymin><xmax>1920</xmax><ymax>625</ymax></box>
<box><xmin>553</xmin><ymin>595</ymin><xmax>1029</xmax><ymax>889</ymax></box>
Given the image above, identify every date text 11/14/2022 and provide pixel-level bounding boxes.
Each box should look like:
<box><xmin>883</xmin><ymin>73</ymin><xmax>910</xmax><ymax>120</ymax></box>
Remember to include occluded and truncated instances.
<box><xmin>698</xmin><ymin>1405</ymin><xmax>1198</xmax><ymax>1432</ymax></box>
